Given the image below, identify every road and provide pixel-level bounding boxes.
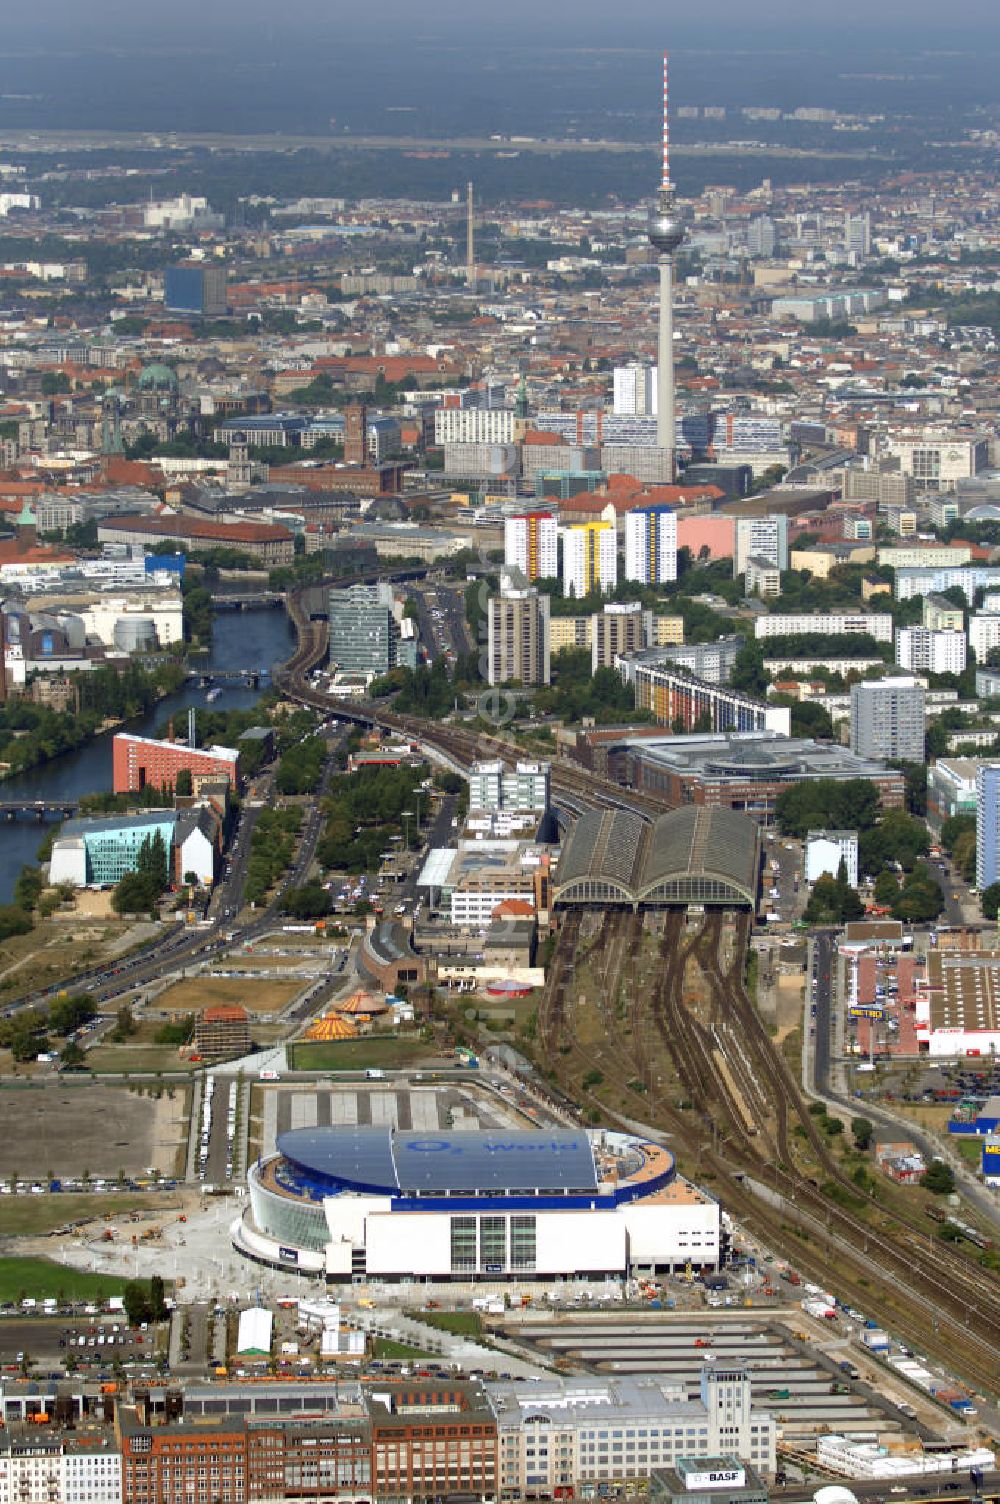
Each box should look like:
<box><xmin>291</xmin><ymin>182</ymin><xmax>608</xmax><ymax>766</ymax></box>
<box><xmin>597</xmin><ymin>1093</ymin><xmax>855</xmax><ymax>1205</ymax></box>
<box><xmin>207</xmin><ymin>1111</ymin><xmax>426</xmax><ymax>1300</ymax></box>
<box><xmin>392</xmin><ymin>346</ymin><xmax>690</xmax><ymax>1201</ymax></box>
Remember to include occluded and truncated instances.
<box><xmin>411</xmin><ymin>581</ymin><xmax>474</xmax><ymax>666</ymax></box>
<box><xmin>761</xmin><ymin>830</ymin><xmax>803</xmax><ymax>923</ymax></box>
<box><xmin>4</xmin><ymin>730</ymin><xmax>346</xmax><ymax>1033</ymax></box>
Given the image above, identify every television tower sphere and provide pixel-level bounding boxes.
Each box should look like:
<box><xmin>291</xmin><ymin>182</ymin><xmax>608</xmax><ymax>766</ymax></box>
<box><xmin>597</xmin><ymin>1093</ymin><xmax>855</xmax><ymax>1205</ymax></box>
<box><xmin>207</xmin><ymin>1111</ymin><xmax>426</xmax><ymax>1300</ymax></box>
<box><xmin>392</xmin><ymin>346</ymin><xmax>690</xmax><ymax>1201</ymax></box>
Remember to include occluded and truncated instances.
<box><xmin>648</xmin><ymin>190</ymin><xmax>685</xmax><ymax>255</ymax></box>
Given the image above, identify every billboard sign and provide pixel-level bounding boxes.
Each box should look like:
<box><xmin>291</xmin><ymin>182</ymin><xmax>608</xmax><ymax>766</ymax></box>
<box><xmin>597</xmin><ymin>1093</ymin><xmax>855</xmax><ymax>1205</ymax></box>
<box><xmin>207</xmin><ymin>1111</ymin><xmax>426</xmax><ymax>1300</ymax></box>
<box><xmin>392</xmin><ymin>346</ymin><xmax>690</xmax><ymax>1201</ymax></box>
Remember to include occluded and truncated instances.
<box><xmin>684</xmin><ymin>1470</ymin><xmax>746</xmax><ymax>1490</ymax></box>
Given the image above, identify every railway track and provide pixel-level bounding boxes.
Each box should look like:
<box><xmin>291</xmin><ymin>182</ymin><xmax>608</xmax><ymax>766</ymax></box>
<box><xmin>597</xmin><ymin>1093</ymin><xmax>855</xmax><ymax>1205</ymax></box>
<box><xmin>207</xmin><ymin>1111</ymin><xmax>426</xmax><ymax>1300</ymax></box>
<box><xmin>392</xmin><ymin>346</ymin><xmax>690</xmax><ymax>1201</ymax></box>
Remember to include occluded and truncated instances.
<box><xmin>274</xmin><ymin>588</ymin><xmax>1000</xmax><ymax>1392</ymax></box>
<box><xmin>531</xmin><ymin>904</ymin><xmax>1000</xmax><ymax>1393</ymax></box>
<box><xmin>655</xmin><ymin>912</ymin><xmax>1000</xmax><ymax>1393</ymax></box>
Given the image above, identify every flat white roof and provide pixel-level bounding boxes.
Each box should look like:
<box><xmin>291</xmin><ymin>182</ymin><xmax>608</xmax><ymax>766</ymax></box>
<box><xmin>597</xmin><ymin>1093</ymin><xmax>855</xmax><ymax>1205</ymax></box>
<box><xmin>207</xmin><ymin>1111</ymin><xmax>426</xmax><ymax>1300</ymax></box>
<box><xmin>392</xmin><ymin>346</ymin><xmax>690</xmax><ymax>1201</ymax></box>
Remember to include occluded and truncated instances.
<box><xmin>417</xmin><ymin>847</ymin><xmax>457</xmax><ymax>889</ymax></box>
<box><xmin>237</xmin><ymin>1307</ymin><xmax>273</xmax><ymax>1355</ymax></box>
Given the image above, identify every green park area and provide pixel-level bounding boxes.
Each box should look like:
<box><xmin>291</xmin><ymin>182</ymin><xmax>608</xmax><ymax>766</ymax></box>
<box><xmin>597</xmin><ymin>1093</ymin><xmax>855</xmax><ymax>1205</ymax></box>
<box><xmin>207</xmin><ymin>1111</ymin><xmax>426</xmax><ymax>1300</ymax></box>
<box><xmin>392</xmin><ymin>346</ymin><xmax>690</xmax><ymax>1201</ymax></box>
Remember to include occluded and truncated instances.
<box><xmin>0</xmin><ymin>1255</ymin><xmax>137</xmax><ymax>1303</ymax></box>
<box><xmin>287</xmin><ymin>1037</ymin><xmax>431</xmax><ymax>1072</ymax></box>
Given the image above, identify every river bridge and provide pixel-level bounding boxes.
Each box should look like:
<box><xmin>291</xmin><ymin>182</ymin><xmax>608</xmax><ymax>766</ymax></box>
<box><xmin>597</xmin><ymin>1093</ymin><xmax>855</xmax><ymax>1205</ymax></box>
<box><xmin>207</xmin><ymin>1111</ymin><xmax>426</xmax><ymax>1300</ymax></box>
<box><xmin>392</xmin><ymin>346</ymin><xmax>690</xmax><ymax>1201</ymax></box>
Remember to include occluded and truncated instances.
<box><xmin>0</xmin><ymin>800</ymin><xmax>79</xmax><ymax>820</ymax></box>
<box><xmin>209</xmin><ymin>593</ymin><xmax>285</xmax><ymax>610</ymax></box>
<box><xmin>187</xmin><ymin>668</ymin><xmax>271</xmax><ymax>686</ymax></box>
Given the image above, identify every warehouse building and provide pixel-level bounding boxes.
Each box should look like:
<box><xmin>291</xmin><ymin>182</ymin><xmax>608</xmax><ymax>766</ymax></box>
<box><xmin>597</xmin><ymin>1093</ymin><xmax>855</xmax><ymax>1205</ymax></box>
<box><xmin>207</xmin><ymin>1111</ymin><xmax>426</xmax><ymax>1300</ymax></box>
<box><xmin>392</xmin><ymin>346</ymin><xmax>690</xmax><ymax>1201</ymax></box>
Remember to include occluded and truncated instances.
<box><xmin>239</xmin><ymin>1125</ymin><xmax>720</xmax><ymax>1279</ymax></box>
<box><xmin>917</xmin><ymin>951</ymin><xmax>1000</xmax><ymax>1057</ymax></box>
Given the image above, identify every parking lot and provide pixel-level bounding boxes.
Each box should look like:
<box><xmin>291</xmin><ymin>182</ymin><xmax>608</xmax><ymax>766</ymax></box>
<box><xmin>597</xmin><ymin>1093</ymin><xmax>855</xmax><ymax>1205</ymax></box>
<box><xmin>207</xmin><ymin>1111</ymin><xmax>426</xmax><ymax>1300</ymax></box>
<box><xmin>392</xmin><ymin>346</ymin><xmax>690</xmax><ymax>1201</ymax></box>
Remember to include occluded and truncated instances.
<box><xmin>259</xmin><ymin>1081</ymin><xmax>517</xmax><ymax>1156</ymax></box>
<box><xmin>0</xmin><ymin>1315</ymin><xmax>154</xmax><ymax>1374</ymax></box>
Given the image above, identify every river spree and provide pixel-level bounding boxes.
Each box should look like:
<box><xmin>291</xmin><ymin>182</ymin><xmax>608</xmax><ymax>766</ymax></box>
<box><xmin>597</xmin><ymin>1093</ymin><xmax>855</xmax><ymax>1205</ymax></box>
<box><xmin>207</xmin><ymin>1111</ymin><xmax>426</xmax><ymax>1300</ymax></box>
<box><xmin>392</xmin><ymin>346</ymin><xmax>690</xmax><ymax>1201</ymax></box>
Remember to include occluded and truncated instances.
<box><xmin>0</xmin><ymin>608</ymin><xmax>295</xmax><ymax>905</ymax></box>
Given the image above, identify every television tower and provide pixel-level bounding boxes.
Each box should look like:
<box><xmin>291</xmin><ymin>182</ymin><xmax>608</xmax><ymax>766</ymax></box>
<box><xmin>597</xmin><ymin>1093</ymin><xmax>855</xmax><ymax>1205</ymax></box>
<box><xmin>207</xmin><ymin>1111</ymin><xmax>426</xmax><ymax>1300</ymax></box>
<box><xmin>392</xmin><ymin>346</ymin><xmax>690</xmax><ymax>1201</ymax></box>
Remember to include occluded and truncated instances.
<box><xmin>466</xmin><ymin>181</ymin><xmax>476</xmax><ymax>288</ymax></box>
<box><xmin>647</xmin><ymin>51</ymin><xmax>685</xmax><ymax>479</ymax></box>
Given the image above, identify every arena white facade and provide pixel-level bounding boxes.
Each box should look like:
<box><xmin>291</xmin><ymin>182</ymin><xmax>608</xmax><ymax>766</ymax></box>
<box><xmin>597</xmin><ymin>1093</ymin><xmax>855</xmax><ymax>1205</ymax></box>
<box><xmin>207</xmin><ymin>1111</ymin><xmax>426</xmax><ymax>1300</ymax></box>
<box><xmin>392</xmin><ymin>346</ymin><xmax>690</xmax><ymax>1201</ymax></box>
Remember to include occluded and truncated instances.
<box><xmin>236</xmin><ymin>1126</ymin><xmax>721</xmax><ymax>1281</ymax></box>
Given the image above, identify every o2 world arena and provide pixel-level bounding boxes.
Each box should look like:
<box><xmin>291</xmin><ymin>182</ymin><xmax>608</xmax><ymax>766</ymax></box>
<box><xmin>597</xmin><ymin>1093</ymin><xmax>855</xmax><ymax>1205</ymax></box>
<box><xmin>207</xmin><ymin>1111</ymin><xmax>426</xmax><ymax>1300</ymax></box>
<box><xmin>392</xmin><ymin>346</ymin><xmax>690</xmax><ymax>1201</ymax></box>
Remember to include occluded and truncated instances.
<box><xmin>236</xmin><ymin>1126</ymin><xmax>721</xmax><ymax>1280</ymax></box>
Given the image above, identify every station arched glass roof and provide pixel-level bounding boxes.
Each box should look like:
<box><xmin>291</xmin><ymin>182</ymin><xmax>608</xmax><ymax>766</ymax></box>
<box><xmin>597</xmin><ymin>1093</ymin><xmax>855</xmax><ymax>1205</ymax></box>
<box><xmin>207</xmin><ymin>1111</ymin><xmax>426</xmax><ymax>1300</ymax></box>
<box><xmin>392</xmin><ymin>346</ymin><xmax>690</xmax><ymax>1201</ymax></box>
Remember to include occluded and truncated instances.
<box><xmin>554</xmin><ymin>806</ymin><xmax>759</xmax><ymax>906</ymax></box>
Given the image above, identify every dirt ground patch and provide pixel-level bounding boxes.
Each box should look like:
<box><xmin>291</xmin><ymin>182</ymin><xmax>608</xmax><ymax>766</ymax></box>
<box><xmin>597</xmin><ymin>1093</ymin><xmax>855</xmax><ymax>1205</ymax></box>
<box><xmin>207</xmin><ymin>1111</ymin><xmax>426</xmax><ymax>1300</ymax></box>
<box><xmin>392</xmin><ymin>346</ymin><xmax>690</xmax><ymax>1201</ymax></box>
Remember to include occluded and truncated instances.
<box><xmin>0</xmin><ymin>913</ymin><xmax>160</xmax><ymax>1002</ymax></box>
<box><xmin>229</xmin><ymin>953</ymin><xmax>314</xmax><ymax>972</ymax></box>
<box><xmin>156</xmin><ymin>976</ymin><xmax>302</xmax><ymax>1016</ymax></box>
<box><xmin>0</xmin><ymin>1083</ymin><xmax>187</xmax><ymax>1180</ymax></box>
<box><xmin>50</xmin><ymin>890</ymin><xmax>116</xmax><ymax>921</ymax></box>
<box><xmin>0</xmin><ymin>1192</ymin><xmax>178</xmax><ymax>1238</ymax></box>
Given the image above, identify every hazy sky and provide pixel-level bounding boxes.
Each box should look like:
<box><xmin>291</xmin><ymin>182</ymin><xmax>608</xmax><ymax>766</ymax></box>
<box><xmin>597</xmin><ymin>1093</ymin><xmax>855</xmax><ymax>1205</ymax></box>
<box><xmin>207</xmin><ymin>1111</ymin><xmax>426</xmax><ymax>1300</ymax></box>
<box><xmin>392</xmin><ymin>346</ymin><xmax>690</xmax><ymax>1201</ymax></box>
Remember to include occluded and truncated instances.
<box><xmin>7</xmin><ymin>0</ymin><xmax>1000</xmax><ymax>44</ymax></box>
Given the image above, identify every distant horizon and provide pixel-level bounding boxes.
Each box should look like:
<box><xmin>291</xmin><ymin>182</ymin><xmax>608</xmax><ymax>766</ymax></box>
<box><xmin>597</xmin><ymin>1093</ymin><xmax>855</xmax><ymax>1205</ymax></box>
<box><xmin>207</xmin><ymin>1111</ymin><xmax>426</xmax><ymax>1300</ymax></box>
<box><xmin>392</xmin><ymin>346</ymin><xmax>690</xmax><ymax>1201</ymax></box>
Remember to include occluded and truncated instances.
<box><xmin>0</xmin><ymin>7</ymin><xmax>997</xmax><ymax>149</ymax></box>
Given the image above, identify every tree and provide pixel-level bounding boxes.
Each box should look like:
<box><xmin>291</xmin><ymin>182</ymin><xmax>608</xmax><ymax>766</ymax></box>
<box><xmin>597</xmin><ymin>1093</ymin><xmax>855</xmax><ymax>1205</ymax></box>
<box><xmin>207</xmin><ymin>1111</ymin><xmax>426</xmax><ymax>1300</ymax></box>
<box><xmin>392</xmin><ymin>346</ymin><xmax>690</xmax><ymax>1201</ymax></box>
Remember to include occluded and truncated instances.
<box><xmin>890</xmin><ymin>864</ymin><xmax>945</xmax><ymax>922</ymax></box>
<box><xmin>859</xmin><ymin>809</ymin><xmax>930</xmax><ymax>877</ymax></box>
<box><xmin>851</xmin><ymin>1117</ymin><xmax>874</xmax><ymax>1151</ymax></box>
<box><xmin>924</xmin><ymin>1159</ymin><xmax>956</xmax><ymax>1195</ymax></box>
<box><xmin>775</xmin><ymin>779</ymin><xmax>881</xmax><ymax>840</ymax></box>
<box><xmin>60</xmin><ymin>1039</ymin><xmax>85</xmax><ymax>1069</ymax></box>
<box><xmin>981</xmin><ymin>882</ymin><xmax>1000</xmax><ymax>921</ymax></box>
<box><xmin>280</xmin><ymin>884</ymin><xmax>332</xmax><ymax>920</ymax></box>
<box><xmin>149</xmin><ymin>1275</ymin><xmax>167</xmax><ymax>1321</ymax></box>
<box><xmin>13</xmin><ymin>866</ymin><xmax>44</xmax><ymax>912</ymax></box>
<box><xmin>175</xmin><ymin>768</ymin><xmax>193</xmax><ymax>796</ymax></box>
<box><xmin>122</xmin><ymin>1281</ymin><xmax>151</xmax><ymax>1326</ymax></box>
<box><xmin>874</xmin><ymin>870</ymin><xmax>900</xmax><ymax>906</ymax></box>
<box><xmin>112</xmin><ymin>871</ymin><xmax>162</xmax><ymax>916</ymax></box>
<box><xmin>804</xmin><ymin>873</ymin><xmax>864</xmax><ymax>925</ymax></box>
<box><xmin>0</xmin><ymin>905</ymin><xmax>33</xmax><ymax>942</ymax></box>
<box><xmin>730</xmin><ymin>643</ymin><xmax>769</xmax><ymax>696</ymax></box>
<box><xmin>137</xmin><ymin>831</ymin><xmax>169</xmax><ymax>893</ymax></box>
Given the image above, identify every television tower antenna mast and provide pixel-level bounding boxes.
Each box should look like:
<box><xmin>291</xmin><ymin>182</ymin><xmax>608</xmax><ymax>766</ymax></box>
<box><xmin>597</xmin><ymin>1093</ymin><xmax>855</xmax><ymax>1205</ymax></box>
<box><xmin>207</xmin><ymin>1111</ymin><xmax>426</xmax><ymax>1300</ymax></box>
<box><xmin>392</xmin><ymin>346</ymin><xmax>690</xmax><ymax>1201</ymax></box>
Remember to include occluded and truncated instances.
<box><xmin>647</xmin><ymin>51</ymin><xmax>685</xmax><ymax>479</ymax></box>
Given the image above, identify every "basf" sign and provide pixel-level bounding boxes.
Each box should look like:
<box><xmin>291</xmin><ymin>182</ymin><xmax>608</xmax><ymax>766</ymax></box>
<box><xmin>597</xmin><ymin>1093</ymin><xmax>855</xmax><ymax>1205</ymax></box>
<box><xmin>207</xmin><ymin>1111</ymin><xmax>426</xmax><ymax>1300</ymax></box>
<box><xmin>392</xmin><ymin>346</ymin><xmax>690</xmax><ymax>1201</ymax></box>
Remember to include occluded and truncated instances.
<box><xmin>685</xmin><ymin>1469</ymin><xmax>746</xmax><ymax>1490</ymax></box>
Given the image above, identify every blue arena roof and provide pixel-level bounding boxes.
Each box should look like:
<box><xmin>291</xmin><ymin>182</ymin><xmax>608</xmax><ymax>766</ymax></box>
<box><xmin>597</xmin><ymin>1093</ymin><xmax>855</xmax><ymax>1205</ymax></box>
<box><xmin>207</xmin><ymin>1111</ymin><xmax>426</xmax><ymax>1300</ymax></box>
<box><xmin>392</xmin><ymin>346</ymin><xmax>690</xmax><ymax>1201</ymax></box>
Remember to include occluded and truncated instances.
<box><xmin>277</xmin><ymin>1127</ymin><xmax>599</xmax><ymax>1197</ymax></box>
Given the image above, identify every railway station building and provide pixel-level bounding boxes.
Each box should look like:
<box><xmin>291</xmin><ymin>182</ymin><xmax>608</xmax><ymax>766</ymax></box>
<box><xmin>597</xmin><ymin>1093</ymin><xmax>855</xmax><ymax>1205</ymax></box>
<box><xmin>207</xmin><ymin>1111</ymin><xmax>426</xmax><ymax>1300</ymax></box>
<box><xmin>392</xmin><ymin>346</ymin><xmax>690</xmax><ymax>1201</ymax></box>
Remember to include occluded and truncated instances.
<box><xmin>552</xmin><ymin>806</ymin><xmax>760</xmax><ymax>909</ymax></box>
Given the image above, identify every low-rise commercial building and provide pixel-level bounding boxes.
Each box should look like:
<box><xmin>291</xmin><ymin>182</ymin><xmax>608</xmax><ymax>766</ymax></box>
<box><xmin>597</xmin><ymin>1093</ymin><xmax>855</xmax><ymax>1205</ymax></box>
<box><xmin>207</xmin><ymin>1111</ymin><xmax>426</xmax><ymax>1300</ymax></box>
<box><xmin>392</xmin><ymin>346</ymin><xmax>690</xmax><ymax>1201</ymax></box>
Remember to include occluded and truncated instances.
<box><xmin>917</xmin><ymin>950</ymin><xmax>1000</xmax><ymax>1056</ymax></box>
<box><xmin>489</xmin><ymin>1368</ymin><xmax>775</xmax><ymax>1500</ymax></box>
<box><xmin>585</xmin><ymin>732</ymin><xmax>906</xmax><ymax>824</ymax></box>
<box><xmin>48</xmin><ymin>811</ymin><xmax>177</xmax><ymax>888</ymax></box>
<box><xmin>927</xmin><ymin>758</ymin><xmax>980</xmax><ymax>825</ymax></box>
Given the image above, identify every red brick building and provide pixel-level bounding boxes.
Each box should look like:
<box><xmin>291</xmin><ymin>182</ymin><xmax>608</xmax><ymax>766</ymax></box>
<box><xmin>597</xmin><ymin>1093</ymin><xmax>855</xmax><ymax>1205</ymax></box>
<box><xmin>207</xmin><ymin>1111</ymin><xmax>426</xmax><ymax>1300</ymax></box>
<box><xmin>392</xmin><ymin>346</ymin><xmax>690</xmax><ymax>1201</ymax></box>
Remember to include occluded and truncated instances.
<box><xmin>96</xmin><ymin>514</ymin><xmax>295</xmax><ymax>565</ymax></box>
<box><xmin>367</xmin><ymin>1386</ymin><xmax>498</xmax><ymax>1502</ymax></box>
<box><xmin>119</xmin><ymin>1420</ymin><xmax>247</xmax><ymax>1504</ymax></box>
<box><xmin>113</xmin><ymin>733</ymin><xmax>239</xmax><ymax>794</ymax></box>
